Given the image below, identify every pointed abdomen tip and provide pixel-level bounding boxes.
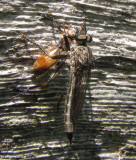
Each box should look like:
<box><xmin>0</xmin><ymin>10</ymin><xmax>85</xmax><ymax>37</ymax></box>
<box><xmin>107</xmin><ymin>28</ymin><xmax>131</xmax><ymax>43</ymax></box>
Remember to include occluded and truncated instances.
<box><xmin>66</xmin><ymin>132</ymin><xmax>73</xmax><ymax>145</ymax></box>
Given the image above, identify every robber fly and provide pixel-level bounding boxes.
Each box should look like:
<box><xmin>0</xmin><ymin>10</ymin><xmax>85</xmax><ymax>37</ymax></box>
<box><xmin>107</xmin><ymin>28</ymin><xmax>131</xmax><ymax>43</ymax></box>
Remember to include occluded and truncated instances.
<box><xmin>64</xmin><ymin>20</ymin><xmax>92</xmax><ymax>144</ymax></box>
<box><xmin>21</xmin><ymin>16</ymin><xmax>92</xmax><ymax>145</ymax></box>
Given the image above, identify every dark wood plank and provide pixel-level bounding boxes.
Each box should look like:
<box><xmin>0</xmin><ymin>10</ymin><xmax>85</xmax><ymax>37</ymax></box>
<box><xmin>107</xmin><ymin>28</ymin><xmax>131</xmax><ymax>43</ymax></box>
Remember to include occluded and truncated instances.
<box><xmin>0</xmin><ymin>0</ymin><xmax>136</xmax><ymax>159</ymax></box>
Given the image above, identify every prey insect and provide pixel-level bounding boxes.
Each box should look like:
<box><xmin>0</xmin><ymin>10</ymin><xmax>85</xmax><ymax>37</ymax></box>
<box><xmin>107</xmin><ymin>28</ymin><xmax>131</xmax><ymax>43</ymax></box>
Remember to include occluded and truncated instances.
<box><xmin>20</xmin><ymin>23</ymin><xmax>71</xmax><ymax>90</ymax></box>
<box><xmin>21</xmin><ymin>18</ymin><xmax>92</xmax><ymax>145</ymax></box>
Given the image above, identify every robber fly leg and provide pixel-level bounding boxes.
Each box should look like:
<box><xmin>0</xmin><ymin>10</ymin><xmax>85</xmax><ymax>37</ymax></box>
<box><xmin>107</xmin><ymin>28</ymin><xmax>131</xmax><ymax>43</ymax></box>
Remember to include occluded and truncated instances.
<box><xmin>41</xmin><ymin>61</ymin><xmax>65</xmax><ymax>86</ymax></box>
<box><xmin>51</xmin><ymin>54</ymin><xmax>68</xmax><ymax>59</ymax></box>
<box><xmin>23</xmin><ymin>61</ymin><xmax>65</xmax><ymax>94</ymax></box>
<box><xmin>21</xmin><ymin>34</ymin><xmax>48</xmax><ymax>55</ymax></box>
<box><xmin>56</xmin><ymin>94</ymin><xmax>64</xmax><ymax>112</ymax></box>
<box><xmin>35</xmin><ymin>54</ymin><xmax>69</xmax><ymax>80</ymax></box>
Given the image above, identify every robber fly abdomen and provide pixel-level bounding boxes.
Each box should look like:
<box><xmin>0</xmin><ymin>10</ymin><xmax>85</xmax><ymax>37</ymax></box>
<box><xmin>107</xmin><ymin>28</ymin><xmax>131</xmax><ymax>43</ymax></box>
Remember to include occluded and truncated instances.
<box><xmin>65</xmin><ymin>46</ymin><xmax>92</xmax><ymax>144</ymax></box>
<box><xmin>65</xmin><ymin>21</ymin><xmax>92</xmax><ymax>144</ymax></box>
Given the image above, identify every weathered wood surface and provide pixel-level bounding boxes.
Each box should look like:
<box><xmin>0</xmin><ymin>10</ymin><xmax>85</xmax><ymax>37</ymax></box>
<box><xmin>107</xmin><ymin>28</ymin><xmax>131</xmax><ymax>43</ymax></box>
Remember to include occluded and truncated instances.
<box><xmin>0</xmin><ymin>0</ymin><xmax>136</xmax><ymax>159</ymax></box>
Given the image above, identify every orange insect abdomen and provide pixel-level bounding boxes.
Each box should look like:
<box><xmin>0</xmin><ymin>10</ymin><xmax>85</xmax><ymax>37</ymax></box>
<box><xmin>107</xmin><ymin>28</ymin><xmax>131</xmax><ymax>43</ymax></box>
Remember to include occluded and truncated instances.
<box><xmin>33</xmin><ymin>53</ymin><xmax>56</xmax><ymax>70</ymax></box>
<box><xmin>33</xmin><ymin>46</ymin><xmax>59</xmax><ymax>70</ymax></box>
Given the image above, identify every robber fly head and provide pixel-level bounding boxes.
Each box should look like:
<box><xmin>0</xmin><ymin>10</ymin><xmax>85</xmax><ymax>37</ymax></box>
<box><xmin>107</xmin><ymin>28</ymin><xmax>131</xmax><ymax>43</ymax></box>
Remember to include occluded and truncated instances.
<box><xmin>76</xmin><ymin>23</ymin><xmax>92</xmax><ymax>45</ymax></box>
<box><xmin>67</xmin><ymin>21</ymin><xmax>92</xmax><ymax>45</ymax></box>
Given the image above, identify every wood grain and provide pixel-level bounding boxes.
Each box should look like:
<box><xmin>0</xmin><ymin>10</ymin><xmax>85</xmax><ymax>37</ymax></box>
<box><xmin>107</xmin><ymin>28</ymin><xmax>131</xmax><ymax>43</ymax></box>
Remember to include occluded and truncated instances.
<box><xmin>0</xmin><ymin>0</ymin><xmax>136</xmax><ymax>159</ymax></box>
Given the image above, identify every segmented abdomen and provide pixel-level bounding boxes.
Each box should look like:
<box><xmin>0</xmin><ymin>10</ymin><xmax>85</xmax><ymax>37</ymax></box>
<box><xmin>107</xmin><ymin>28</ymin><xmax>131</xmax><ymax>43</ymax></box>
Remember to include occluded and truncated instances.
<box><xmin>65</xmin><ymin>46</ymin><xmax>92</xmax><ymax>134</ymax></box>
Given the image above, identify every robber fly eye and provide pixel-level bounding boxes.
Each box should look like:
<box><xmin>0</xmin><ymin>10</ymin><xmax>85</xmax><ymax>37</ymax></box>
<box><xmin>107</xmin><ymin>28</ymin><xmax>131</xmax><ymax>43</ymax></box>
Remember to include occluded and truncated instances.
<box><xmin>76</xmin><ymin>34</ymin><xmax>92</xmax><ymax>45</ymax></box>
<box><xmin>86</xmin><ymin>35</ymin><xmax>92</xmax><ymax>43</ymax></box>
